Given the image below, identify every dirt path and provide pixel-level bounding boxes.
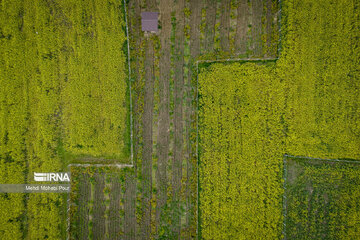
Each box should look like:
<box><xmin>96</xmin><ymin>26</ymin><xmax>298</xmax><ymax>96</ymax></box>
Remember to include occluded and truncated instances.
<box><xmin>204</xmin><ymin>0</ymin><xmax>217</xmax><ymax>53</ymax></box>
<box><xmin>235</xmin><ymin>0</ymin><xmax>249</xmax><ymax>54</ymax></box>
<box><xmin>186</xmin><ymin>0</ymin><xmax>202</xmax><ymax>238</ymax></box>
<box><xmin>142</xmin><ymin>37</ymin><xmax>154</xmax><ymax>240</ymax></box>
<box><xmin>129</xmin><ymin>0</ymin><xmax>142</xmax><ymax>172</ymax></box>
<box><xmin>108</xmin><ymin>175</ymin><xmax>121</xmax><ymax>240</ymax></box>
<box><xmin>124</xmin><ymin>1</ymin><xmax>139</xmax><ymax>238</ymax></box>
<box><xmin>173</xmin><ymin>0</ymin><xmax>185</xmax><ymax>238</ymax></box>
<box><xmin>220</xmin><ymin>0</ymin><xmax>231</xmax><ymax>52</ymax></box>
<box><xmin>156</xmin><ymin>0</ymin><xmax>172</xmax><ymax>236</ymax></box>
<box><xmin>93</xmin><ymin>173</ymin><xmax>106</xmax><ymax>239</ymax></box>
<box><xmin>124</xmin><ymin>172</ymin><xmax>136</xmax><ymax>239</ymax></box>
<box><xmin>78</xmin><ymin>174</ymin><xmax>90</xmax><ymax>240</ymax></box>
<box><xmin>251</xmin><ymin>0</ymin><xmax>263</xmax><ymax>56</ymax></box>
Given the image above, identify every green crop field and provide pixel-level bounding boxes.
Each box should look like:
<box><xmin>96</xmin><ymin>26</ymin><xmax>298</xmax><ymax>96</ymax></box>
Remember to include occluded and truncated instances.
<box><xmin>198</xmin><ymin>0</ymin><xmax>360</xmax><ymax>239</ymax></box>
<box><xmin>0</xmin><ymin>0</ymin><xmax>129</xmax><ymax>239</ymax></box>
<box><xmin>1</xmin><ymin>0</ymin><xmax>359</xmax><ymax>239</ymax></box>
<box><xmin>284</xmin><ymin>156</ymin><xmax>360</xmax><ymax>239</ymax></box>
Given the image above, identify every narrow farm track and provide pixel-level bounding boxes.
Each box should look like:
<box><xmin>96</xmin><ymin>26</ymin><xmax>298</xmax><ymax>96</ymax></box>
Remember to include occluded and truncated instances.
<box><xmin>140</xmin><ymin>1</ymin><xmax>157</xmax><ymax>238</ymax></box>
<box><xmin>235</xmin><ymin>0</ymin><xmax>249</xmax><ymax>54</ymax></box>
<box><xmin>79</xmin><ymin>174</ymin><xmax>90</xmax><ymax>240</ymax></box>
<box><xmin>156</xmin><ymin>0</ymin><xmax>171</xmax><ymax>235</ymax></box>
<box><xmin>251</xmin><ymin>0</ymin><xmax>263</xmax><ymax>56</ymax></box>
<box><xmin>127</xmin><ymin>1</ymin><xmax>141</xmax><ymax>238</ymax></box>
<box><xmin>124</xmin><ymin>172</ymin><xmax>136</xmax><ymax>240</ymax></box>
<box><xmin>93</xmin><ymin>173</ymin><xmax>106</xmax><ymax>240</ymax></box>
<box><xmin>204</xmin><ymin>0</ymin><xmax>217</xmax><ymax>53</ymax></box>
<box><xmin>265</xmin><ymin>0</ymin><xmax>273</xmax><ymax>56</ymax></box>
<box><xmin>173</xmin><ymin>0</ymin><xmax>185</xmax><ymax>238</ymax></box>
<box><xmin>109</xmin><ymin>175</ymin><xmax>123</xmax><ymax>240</ymax></box>
<box><xmin>186</xmin><ymin>0</ymin><xmax>201</xmax><ymax>238</ymax></box>
<box><xmin>142</xmin><ymin>36</ymin><xmax>154</xmax><ymax>239</ymax></box>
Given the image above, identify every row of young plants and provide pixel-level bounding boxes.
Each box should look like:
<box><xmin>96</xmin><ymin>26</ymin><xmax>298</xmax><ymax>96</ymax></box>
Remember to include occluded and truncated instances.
<box><xmin>198</xmin><ymin>0</ymin><xmax>360</xmax><ymax>239</ymax></box>
<box><xmin>197</xmin><ymin>0</ymin><xmax>280</xmax><ymax>61</ymax></box>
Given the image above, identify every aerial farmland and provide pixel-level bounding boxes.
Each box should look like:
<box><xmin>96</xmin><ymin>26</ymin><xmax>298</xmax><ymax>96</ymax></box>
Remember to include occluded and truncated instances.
<box><xmin>0</xmin><ymin>0</ymin><xmax>359</xmax><ymax>239</ymax></box>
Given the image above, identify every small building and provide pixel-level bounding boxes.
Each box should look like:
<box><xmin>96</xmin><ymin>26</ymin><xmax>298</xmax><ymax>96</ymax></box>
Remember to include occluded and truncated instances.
<box><xmin>141</xmin><ymin>12</ymin><xmax>159</xmax><ymax>33</ymax></box>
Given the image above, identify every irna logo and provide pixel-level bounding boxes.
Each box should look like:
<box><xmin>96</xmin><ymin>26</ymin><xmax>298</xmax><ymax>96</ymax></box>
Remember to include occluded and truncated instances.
<box><xmin>34</xmin><ymin>172</ymin><xmax>70</xmax><ymax>182</ymax></box>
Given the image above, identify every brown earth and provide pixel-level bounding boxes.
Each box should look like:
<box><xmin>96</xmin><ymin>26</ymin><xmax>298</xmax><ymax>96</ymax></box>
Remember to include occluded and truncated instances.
<box><xmin>220</xmin><ymin>0</ymin><xmax>231</xmax><ymax>52</ymax></box>
<box><xmin>173</xmin><ymin>0</ymin><xmax>185</xmax><ymax>238</ymax></box>
<box><xmin>78</xmin><ymin>173</ymin><xmax>90</xmax><ymax>240</ymax></box>
<box><xmin>93</xmin><ymin>173</ymin><xmax>106</xmax><ymax>239</ymax></box>
<box><xmin>204</xmin><ymin>0</ymin><xmax>217</xmax><ymax>53</ymax></box>
<box><xmin>235</xmin><ymin>0</ymin><xmax>249</xmax><ymax>54</ymax></box>
<box><xmin>156</xmin><ymin>0</ymin><xmax>172</xmax><ymax>236</ymax></box>
<box><xmin>251</xmin><ymin>0</ymin><xmax>263</xmax><ymax>56</ymax></box>
<box><xmin>124</xmin><ymin>0</ymin><xmax>280</xmax><ymax>239</ymax></box>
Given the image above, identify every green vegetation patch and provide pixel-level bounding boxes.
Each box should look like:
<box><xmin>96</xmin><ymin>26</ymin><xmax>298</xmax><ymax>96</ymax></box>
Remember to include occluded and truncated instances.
<box><xmin>198</xmin><ymin>0</ymin><xmax>360</xmax><ymax>239</ymax></box>
<box><xmin>0</xmin><ymin>0</ymin><xmax>130</xmax><ymax>239</ymax></box>
<box><xmin>277</xmin><ymin>0</ymin><xmax>360</xmax><ymax>160</ymax></box>
<box><xmin>61</xmin><ymin>0</ymin><xmax>130</xmax><ymax>161</ymax></box>
<box><xmin>284</xmin><ymin>156</ymin><xmax>360</xmax><ymax>239</ymax></box>
<box><xmin>198</xmin><ymin>62</ymin><xmax>284</xmax><ymax>239</ymax></box>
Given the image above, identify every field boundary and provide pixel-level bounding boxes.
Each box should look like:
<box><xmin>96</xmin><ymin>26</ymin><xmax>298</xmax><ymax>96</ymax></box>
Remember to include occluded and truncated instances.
<box><xmin>282</xmin><ymin>154</ymin><xmax>360</xmax><ymax>240</ymax></box>
<box><xmin>124</xmin><ymin>0</ymin><xmax>134</xmax><ymax>166</ymax></box>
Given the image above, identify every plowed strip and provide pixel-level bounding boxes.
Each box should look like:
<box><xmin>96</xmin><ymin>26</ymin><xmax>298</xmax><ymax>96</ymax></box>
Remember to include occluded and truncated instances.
<box><xmin>220</xmin><ymin>0</ymin><xmax>231</xmax><ymax>51</ymax></box>
<box><xmin>93</xmin><ymin>173</ymin><xmax>106</xmax><ymax>239</ymax></box>
<box><xmin>235</xmin><ymin>0</ymin><xmax>249</xmax><ymax>54</ymax></box>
